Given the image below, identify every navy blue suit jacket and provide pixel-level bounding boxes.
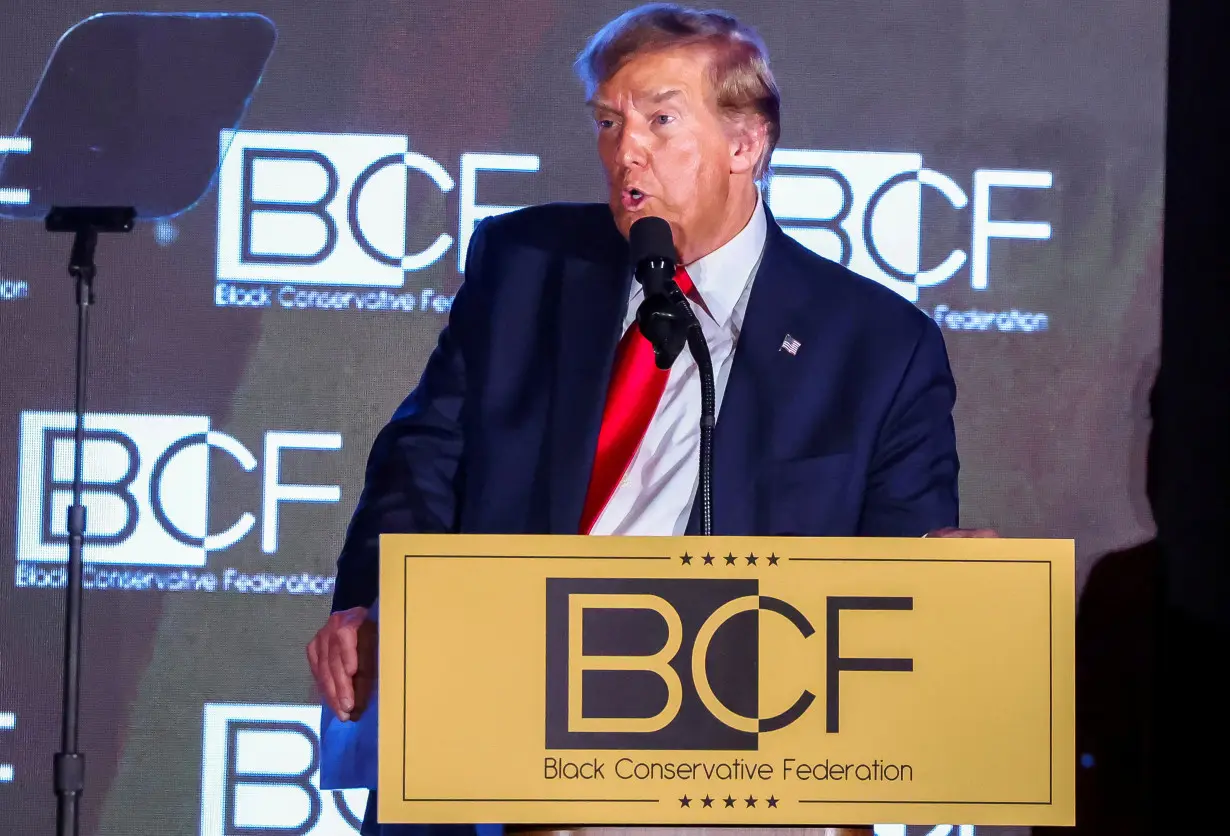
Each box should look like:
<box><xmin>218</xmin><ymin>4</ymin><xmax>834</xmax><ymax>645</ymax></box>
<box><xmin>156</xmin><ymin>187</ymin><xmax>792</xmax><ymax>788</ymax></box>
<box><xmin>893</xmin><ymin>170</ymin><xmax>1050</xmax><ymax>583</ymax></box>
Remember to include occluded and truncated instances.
<box><xmin>331</xmin><ymin>202</ymin><xmax>958</xmax><ymax>612</ymax></box>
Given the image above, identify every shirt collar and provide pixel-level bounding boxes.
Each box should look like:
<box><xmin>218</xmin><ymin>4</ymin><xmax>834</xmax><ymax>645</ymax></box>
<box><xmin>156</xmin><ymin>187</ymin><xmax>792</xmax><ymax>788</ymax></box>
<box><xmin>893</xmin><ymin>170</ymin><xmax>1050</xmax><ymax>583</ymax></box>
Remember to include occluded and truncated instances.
<box><xmin>679</xmin><ymin>192</ymin><xmax>768</xmax><ymax>328</ymax></box>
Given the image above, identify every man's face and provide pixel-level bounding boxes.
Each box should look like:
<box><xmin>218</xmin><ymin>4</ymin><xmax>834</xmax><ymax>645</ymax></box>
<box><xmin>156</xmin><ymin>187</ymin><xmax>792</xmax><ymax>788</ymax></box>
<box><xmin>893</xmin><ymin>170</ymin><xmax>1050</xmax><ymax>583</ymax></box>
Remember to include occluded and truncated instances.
<box><xmin>592</xmin><ymin>46</ymin><xmax>746</xmax><ymax>262</ymax></box>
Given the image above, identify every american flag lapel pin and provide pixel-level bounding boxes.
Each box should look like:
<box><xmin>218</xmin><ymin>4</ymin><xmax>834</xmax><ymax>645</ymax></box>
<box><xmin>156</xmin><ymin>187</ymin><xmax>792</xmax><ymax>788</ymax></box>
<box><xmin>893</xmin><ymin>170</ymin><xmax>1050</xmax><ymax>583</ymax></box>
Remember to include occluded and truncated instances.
<box><xmin>780</xmin><ymin>334</ymin><xmax>801</xmax><ymax>355</ymax></box>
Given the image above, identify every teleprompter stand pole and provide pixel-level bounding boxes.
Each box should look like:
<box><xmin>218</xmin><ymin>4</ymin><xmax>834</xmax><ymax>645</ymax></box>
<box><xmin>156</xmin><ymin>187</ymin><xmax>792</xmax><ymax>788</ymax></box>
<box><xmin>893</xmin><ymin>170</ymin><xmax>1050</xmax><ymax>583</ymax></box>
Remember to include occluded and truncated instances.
<box><xmin>45</xmin><ymin>205</ymin><xmax>135</xmax><ymax>836</ymax></box>
<box><xmin>3</xmin><ymin>13</ymin><xmax>275</xmax><ymax>832</ymax></box>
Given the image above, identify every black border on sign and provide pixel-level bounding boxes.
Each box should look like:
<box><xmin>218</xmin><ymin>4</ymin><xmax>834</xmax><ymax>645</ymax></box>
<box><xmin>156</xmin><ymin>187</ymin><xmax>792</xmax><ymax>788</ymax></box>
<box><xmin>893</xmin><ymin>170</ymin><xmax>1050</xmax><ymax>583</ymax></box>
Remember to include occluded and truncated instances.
<box><xmin>398</xmin><ymin>553</ymin><xmax>1056</xmax><ymax>808</ymax></box>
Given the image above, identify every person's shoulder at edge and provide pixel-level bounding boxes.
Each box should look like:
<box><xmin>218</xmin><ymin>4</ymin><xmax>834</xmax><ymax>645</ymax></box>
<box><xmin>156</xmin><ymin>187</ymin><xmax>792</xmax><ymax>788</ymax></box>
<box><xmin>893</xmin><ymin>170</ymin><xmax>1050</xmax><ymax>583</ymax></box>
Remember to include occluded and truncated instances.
<box><xmin>474</xmin><ymin>201</ymin><xmax>627</xmax><ymax>263</ymax></box>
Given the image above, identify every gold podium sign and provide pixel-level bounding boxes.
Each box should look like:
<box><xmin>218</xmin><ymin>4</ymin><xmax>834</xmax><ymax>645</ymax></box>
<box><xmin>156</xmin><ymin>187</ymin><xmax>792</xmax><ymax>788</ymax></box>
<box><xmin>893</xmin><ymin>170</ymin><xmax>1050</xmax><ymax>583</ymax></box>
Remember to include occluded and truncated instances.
<box><xmin>378</xmin><ymin>535</ymin><xmax>1074</xmax><ymax>827</ymax></box>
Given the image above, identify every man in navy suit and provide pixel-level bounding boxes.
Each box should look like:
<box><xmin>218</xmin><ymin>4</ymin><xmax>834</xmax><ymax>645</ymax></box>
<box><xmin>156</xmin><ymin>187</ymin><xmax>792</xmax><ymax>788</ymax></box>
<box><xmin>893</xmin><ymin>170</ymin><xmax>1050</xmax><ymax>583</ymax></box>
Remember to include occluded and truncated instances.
<box><xmin>308</xmin><ymin>4</ymin><xmax>991</xmax><ymax>834</ymax></box>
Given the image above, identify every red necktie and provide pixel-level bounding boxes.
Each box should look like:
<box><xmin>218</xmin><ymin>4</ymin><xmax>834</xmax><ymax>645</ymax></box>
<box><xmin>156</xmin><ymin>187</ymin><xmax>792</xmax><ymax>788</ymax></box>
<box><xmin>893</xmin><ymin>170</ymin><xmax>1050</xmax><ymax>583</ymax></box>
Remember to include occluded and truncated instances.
<box><xmin>579</xmin><ymin>266</ymin><xmax>694</xmax><ymax>534</ymax></box>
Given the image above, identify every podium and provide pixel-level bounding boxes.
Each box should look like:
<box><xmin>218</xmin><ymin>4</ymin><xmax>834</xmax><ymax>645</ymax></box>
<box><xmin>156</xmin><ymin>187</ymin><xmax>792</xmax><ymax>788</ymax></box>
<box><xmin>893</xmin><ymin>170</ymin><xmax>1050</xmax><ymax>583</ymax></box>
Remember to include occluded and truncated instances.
<box><xmin>360</xmin><ymin>534</ymin><xmax>1075</xmax><ymax>831</ymax></box>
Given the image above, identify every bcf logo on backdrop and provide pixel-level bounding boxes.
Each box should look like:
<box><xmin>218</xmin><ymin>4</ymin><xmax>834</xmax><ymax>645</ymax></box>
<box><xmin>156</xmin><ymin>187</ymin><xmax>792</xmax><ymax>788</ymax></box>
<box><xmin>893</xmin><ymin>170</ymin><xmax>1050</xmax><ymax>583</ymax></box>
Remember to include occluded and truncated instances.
<box><xmin>215</xmin><ymin>129</ymin><xmax>540</xmax><ymax>287</ymax></box>
<box><xmin>768</xmin><ymin>149</ymin><xmax>1053</xmax><ymax>303</ymax></box>
<box><xmin>16</xmin><ymin>411</ymin><xmax>341</xmax><ymax>567</ymax></box>
<box><xmin>201</xmin><ymin>703</ymin><xmax>366</xmax><ymax>835</ymax></box>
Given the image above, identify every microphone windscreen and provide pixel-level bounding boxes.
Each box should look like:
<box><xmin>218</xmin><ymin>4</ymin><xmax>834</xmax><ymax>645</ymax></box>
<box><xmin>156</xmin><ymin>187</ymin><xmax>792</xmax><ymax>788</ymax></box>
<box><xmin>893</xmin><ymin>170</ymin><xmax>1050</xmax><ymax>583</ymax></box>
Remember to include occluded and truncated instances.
<box><xmin>628</xmin><ymin>216</ymin><xmax>675</xmax><ymax>266</ymax></box>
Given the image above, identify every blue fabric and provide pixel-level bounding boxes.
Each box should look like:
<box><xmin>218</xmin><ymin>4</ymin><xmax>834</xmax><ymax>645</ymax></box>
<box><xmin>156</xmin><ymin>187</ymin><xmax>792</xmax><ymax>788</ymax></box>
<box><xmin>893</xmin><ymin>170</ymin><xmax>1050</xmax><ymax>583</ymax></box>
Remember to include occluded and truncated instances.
<box><xmin>319</xmin><ymin>702</ymin><xmax>377</xmax><ymax>790</ymax></box>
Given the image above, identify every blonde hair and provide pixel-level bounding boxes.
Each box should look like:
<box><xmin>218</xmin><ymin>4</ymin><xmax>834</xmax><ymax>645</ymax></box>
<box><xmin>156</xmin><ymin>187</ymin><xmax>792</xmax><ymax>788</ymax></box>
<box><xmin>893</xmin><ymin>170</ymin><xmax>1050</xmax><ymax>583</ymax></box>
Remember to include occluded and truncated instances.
<box><xmin>575</xmin><ymin>3</ymin><xmax>781</xmax><ymax>179</ymax></box>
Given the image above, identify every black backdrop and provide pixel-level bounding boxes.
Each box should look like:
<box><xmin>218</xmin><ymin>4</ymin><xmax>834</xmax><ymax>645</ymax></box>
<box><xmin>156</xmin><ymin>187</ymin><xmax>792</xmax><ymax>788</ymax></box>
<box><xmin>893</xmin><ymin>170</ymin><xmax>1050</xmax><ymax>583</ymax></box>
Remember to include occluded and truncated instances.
<box><xmin>1151</xmin><ymin>0</ymin><xmax>1230</xmax><ymax>826</ymax></box>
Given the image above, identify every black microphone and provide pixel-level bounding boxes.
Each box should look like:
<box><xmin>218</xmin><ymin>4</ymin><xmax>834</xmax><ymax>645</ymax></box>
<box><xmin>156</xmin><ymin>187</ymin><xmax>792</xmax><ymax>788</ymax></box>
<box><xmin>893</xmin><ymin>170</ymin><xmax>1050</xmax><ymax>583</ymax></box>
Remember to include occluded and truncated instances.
<box><xmin>629</xmin><ymin>216</ymin><xmax>688</xmax><ymax>369</ymax></box>
<box><xmin>626</xmin><ymin>216</ymin><xmax>717</xmax><ymax>537</ymax></box>
<box><xmin>629</xmin><ymin>215</ymin><xmax>676</xmax><ymax>297</ymax></box>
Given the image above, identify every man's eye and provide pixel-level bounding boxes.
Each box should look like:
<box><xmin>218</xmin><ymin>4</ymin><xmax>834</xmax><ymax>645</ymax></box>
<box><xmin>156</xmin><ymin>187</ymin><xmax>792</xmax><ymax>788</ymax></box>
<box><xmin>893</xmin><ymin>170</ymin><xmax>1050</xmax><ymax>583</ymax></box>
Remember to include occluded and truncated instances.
<box><xmin>655</xmin><ymin>114</ymin><xmax>674</xmax><ymax>125</ymax></box>
<box><xmin>597</xmin><ymin>118</ymin><xmax>615</xmax><ymax>129</ymax></box>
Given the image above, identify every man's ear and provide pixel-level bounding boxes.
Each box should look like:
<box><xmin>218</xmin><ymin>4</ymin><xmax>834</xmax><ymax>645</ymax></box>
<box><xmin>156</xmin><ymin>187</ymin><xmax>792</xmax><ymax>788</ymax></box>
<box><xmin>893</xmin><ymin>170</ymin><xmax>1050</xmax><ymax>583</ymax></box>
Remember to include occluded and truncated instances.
<box><xmin>729</xmin><ymin>119</ymin><xmax>767</xmax><ymax>175</ymax></box>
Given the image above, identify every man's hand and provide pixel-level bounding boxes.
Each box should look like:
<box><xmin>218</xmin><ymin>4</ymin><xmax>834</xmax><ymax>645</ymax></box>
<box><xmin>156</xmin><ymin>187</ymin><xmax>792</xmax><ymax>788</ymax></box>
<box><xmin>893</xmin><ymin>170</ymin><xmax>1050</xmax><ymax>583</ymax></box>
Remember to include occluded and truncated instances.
<box><xmin>306</xmin><ymin>606</ymin><xmax>376</xmax><ymax>722</ymax></box>
<box><xmin>927</xmin><ymin>527</ymin><xmax>1000</xmax><ymax>537</ymax></box>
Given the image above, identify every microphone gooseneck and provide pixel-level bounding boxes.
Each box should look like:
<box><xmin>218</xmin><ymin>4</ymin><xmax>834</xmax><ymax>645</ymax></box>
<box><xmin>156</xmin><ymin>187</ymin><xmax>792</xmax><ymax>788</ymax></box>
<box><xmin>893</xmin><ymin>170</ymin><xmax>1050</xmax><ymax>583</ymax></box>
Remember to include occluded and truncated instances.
<box><xmin>627</xmin><ymin>216</ymin><xmax>716</xmax><ymax>537</ymax></box>
<box><xmin>662</xmin><ymin>280</ymin><xmax>716</xmax><ymax>538</ymax></box>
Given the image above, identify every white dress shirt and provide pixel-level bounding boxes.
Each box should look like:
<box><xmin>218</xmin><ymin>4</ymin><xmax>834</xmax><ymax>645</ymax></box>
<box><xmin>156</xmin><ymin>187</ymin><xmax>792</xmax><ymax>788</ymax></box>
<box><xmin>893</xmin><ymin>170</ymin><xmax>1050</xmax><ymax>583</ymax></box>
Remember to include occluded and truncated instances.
<box><xmin>590</xmin><ymin>195</ymin><xmax>768</xmax><ymax>536</ymax></box>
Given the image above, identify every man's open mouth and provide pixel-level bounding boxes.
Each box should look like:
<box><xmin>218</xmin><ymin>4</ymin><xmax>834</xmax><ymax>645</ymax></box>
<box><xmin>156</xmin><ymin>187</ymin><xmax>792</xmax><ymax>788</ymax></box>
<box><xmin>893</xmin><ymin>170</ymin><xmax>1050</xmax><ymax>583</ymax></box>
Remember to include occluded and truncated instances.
<box><xmin>622</xmin><ymin>188</ymin><xmax>647</xmax><ymax>210</ymax></box>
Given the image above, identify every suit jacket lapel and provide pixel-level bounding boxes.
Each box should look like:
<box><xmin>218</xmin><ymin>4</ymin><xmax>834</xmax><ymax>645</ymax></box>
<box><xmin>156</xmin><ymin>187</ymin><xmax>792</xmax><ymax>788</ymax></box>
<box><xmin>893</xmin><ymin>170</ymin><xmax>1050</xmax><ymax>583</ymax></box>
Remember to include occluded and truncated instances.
<box><xmin>546</xmin><ymin>223</ymin><xmax>631</xmax><ymax>533</ymax></box>
<box><xmin>687</xmin><ymin>215</ymin><xmax>815</xmax><ymax>535</ymax></box>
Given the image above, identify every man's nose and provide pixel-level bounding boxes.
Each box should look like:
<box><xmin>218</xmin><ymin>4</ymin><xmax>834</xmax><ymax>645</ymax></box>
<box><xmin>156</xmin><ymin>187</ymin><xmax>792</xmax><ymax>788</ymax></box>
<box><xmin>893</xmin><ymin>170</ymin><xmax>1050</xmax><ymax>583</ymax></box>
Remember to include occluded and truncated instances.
<box><xmin>616</xmin><ymin>125</ymin><xmax>649</xmax><ymax>168</ymax></box>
